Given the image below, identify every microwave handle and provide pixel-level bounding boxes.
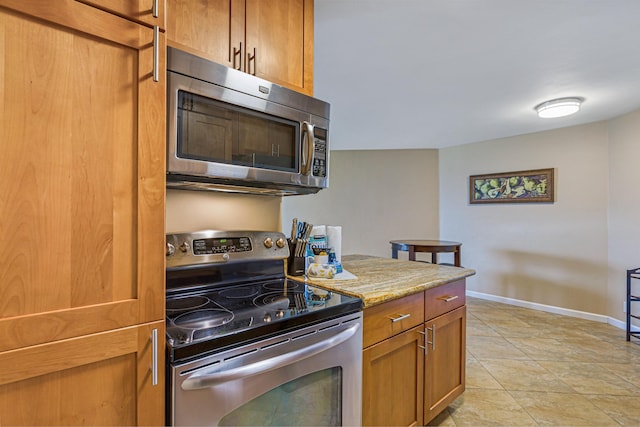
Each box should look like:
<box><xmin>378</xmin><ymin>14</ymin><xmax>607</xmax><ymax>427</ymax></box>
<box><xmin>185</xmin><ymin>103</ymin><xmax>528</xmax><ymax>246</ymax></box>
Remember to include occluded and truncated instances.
<box><xmin>301</xmin><ymin>121</ymin><xmax>315</xmax><ymax>176</ymax></box>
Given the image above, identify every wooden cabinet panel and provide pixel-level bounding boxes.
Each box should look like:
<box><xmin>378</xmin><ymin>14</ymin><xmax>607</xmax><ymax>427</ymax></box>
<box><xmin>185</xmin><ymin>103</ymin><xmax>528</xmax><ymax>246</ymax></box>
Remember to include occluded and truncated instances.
<box><xmin>363</xmin><ymin>292</ymin><xmax>424</xmax><ymax>348</ymax></box>
<box><xmin>167</xmin><ymin>0</ymin><xmax>238</xmax><ymax>68</ymax></box>
<box><xmin>363</xmin><ymin>280</ymin><xmax>467</xmax><ymax>425</ymax></box>
<box><xmin>424</xmin><ymin>306</ymin><xmax>466</xmax><ymax>424</ymax></box>
<box><xmin>0</xmin><ymin>321</ymin><xmax>164</xmax><ymax>426</ymax></box>
<box><xmin>75</xmin><ymin>0</ymin><xmax>166</xmax><ymax>28</ymax></box>
<box><xmin>245</xmin><ymin>0</ymin><xmax>313</xmax><ymax>94</ymax></box>
<box><xmin>362</xmin><ymin>325</ymin><xmax>424</xmax><ymax>427</ymax></box>
<box><xmin>0</xmin><ymin>0</ymin><xmax>165</xmax><ymax>350</ymax></box>
<box><xmin>166</xmin><ymin>0</ymin><xmax>313</xmax><ymax>95</ymax></box>
<box><xmin>425</xmin><ymin>279</ymin><xmax>466</xmax><ymax>319</ymax></box>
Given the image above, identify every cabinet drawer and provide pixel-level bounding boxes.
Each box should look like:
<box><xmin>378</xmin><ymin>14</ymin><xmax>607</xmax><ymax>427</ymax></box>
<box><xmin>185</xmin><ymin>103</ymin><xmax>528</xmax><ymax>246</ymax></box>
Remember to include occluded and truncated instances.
<box><xmin>425</xmin><ymin>280</ymin><xmax>465</xmax><ymax>320</ymax></box>
<box><xmin>363</xmin><ymin>292</ymin><xmax>424</xmax><ymax>348</ymax></box>
<box><xmin>76</xmin><ymin>0</ymin><xmax>165</xmax><ymax>28</ymax></box>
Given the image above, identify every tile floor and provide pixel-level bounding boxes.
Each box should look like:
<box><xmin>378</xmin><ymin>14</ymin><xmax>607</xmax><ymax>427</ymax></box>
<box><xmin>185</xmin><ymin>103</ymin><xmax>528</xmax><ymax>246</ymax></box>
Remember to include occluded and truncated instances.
<box><xmin>430</xmin><ymin>297</ymin><xmax>640</xmax><ymax>426</ymax></box>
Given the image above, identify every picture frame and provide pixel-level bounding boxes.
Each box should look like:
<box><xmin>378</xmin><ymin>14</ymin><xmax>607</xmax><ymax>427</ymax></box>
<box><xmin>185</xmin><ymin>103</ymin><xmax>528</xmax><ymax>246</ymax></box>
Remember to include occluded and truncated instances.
<box><xmin>469</xmin><ymin>168</ymin><xmax>555</xmax><ymax>204</ymax></box>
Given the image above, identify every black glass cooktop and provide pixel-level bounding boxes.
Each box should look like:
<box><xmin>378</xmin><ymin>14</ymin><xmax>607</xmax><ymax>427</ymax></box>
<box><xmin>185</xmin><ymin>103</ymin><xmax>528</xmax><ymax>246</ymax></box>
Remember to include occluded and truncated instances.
<box><xmin>166</xmin><ymin>277</ymin><xmax>362</xmax><ymax>363</ymax></box>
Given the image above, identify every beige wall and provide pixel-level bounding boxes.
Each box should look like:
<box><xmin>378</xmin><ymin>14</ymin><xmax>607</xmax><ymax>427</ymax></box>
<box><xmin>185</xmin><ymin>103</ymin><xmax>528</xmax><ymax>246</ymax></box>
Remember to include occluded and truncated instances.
<box><xmin>166</xmin><ymin>189</ymin><xmax>282</xmax><ymax>233</ymax></box>
<box><xmin>607</xmin><ymin>109</ymin><xmax>640</xmax><ymax>323</ymax></box>
<box><xmin>437</xmin><ymin>109</ymin><xmax>640</xmax><ymax>325</ymax></box>
<box><xmin>440</xmin><ymin>123</ymin><xmax>611</xmax><ymax>316</ymax></box>
<box><xmin>281</xmin><ymin>149</ymin><xmax>440</xmax><ymax>259</ymax></box>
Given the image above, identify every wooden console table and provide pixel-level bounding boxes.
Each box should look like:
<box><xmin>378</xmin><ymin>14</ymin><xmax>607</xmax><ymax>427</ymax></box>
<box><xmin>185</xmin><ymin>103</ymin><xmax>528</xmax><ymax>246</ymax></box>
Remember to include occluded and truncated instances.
<box><xmin>390</xmin><ymin>240</ymin><xmax>462</xmax><ymax>267</ymax></box>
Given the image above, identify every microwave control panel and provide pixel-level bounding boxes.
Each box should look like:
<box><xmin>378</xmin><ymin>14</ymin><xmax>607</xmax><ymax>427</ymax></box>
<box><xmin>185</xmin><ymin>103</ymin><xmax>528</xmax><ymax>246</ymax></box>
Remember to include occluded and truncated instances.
<box><xmin>312</xmin><ymin>127</ymin><xmax>328</xmax><ymax>178</ymax></box>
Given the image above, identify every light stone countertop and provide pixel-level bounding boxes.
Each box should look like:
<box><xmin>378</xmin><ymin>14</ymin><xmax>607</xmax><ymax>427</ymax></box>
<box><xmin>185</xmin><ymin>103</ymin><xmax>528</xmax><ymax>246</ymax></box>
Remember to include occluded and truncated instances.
<box><xmin>301</xmin><ymin>255</ymin><xmax>476</xmax><ymax>308</ymax></box>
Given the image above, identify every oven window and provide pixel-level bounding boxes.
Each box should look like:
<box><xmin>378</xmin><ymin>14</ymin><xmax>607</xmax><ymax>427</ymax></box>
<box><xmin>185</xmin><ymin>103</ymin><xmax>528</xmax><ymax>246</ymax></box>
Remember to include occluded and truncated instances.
<box><xmin>219</xmin><ymin>367</ymin><xmax>342</xmax><ymax>426</ymax></box>
<box><xmin>177</xmin><ymin>91</ymin><xmax>299</xmax><ymax>172</ymax></box>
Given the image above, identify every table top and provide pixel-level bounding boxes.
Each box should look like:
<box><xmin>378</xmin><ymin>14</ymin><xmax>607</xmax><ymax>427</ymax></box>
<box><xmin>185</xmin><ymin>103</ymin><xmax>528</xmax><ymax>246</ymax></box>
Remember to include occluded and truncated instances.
<box><xmin>390</xmin><ymin>240</ymin><xmax>461</xmax><ymax>247</ymax></box>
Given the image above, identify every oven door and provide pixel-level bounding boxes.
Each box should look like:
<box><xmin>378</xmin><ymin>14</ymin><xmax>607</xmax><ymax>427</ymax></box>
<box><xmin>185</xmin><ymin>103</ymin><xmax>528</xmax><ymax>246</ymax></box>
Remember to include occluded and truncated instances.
<box><xmin>170</xmin><ymin>313</ymin><xmax>362</xmax><ymax>427</ymax></box>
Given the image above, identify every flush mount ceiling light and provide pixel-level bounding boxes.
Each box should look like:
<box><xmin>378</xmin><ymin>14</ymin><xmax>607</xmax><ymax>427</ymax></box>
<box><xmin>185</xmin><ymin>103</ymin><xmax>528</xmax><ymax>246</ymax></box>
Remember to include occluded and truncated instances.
<box><xmin>535</xmin><ymin>97</ymin><xmax>583</xmax><ymax>118</ymax></box>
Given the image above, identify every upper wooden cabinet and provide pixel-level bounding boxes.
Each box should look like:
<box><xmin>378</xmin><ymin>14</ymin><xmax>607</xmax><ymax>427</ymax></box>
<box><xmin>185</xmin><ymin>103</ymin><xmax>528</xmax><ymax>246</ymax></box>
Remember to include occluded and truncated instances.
<box><xmin>0</xmin><ymin>0</ymin><xmax>166</xmax><ymax>351</ymax></box>
<box><xmin>75</xmin><ymin>0</ymin><xmax>166</xmax><ymax>28</ymax></box>
<box><xmin>167</xmin><ymin>0</ymin><xmax>314</xmax><ymax>96</ymax></box>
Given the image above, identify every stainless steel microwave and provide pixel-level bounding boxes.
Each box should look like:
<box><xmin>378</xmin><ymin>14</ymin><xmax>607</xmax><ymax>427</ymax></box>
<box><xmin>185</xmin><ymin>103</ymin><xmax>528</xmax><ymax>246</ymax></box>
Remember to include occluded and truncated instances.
<box><xmin>166</xmin><ymin>47</ymin><xmax>330</xmax><ymax>196</ymax></box>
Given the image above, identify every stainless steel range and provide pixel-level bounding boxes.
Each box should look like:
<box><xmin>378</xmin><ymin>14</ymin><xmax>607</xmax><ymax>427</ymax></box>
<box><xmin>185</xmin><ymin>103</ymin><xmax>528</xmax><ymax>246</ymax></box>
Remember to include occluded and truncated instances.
<box><xmin>165</xmin><ymin>230</ymin><xmax>363</xmax><ymax>426</ymax></box>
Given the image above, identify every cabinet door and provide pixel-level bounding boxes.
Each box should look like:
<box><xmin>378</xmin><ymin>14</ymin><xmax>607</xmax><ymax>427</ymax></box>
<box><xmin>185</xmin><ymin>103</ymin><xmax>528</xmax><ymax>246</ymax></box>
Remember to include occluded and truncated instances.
<box><xmin>75</xmin><ymin>0</ymin><xmax>166</xmax><ymax>28</ymax></box>
<box><xmin>166</xmin><ymin>0</ymin><xmax>244</xmax><ymax>69</ymax></box>
<box><xmin>245</xmin><ymin>0</ymin><xmax>313</xmax><ymax>95</ymax></box>
<box><xmin>362</xmin><ymin>325</ymin><xmax>424</xmax><ymax>427</ymax></box>
<box><xmin>0</xmin><ymin>321</ymin><xmax>164</xmax><ymax>426</ymax></box>
<box><xmin>0</xmin><ymin>0</ymin><xmax>165</xmax><ymax>351</ymax></box>
<box><xmin>424</xmin><ymin>306</ymin><xmax>466</xmax><ymax>424</ymax></box>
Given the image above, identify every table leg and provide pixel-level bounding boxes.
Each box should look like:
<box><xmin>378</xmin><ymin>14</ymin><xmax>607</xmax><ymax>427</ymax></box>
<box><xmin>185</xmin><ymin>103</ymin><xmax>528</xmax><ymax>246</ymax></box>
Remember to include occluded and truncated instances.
<box><xmin>409</xmin><ymin>246</ymin><xmax>416</xmax><ymax>261</ymax></box>
<box><xmin>454</xmin><ymin>249</ymin><xmax>461</xmax><ymax>267</ymax></box>
<box><xmin>391</xmin><ymin>246</ymin><xmax>398</xmax><ymax>259</ymax></box>
<box><xmin>431</xmin><ymin>253</ymin><xmax>437</xmax><ymax>264</ymax></box>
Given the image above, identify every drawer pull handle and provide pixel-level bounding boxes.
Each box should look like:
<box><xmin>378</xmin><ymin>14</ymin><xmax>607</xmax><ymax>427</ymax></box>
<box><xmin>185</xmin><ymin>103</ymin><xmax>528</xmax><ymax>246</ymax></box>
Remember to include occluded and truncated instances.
<box><xmin>389</xmin><ymin>313</ymin><xmax>411</xmax><ymax>323</ymax></box>
<box><xmin>438</xmin><ymin>295</ymin><xmax>458</xmax><ymax>302</ymax></box>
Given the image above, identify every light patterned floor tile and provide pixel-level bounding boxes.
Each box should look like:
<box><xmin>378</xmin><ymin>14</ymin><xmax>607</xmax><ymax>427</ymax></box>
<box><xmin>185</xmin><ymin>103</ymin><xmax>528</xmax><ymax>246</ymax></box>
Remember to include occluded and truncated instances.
<box><xmin>448</xmin><ymin>389</ymin><xmax>537</xmax><ymax>426</ymax></box>
<box><xmin>509</xmin><ymin>391</ymin><xmax>618</xmax><ymax>426</ymax></box>
<box><xmin>479</xmin><ymin>359</ymin><xmax>574</xmax><ymax>393</ymax></box>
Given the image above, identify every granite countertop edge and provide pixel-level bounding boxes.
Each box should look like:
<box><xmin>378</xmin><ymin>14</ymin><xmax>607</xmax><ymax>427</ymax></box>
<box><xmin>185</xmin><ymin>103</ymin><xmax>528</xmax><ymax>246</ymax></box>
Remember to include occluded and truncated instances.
<box><xmin>298</xmin><ymin>254</ymin><xmax>476</xmax><ymax>308</ymax></box>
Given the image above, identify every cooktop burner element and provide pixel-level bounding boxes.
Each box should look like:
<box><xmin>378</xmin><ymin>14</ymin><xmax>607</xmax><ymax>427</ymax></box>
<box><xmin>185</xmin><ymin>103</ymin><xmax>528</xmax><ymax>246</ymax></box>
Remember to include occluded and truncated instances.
<box><xmin>166</xmin><ymin>296</ymin><xmax>210</xmax><ymax>312</ymax></box>
<box><xmin>165</xmin><ymin>230</ymin><xmax>362</xmax><ymax>363</ymax></box>
<box><xmin>173</xmin><ymin>309</ymin><xmax>234</xmax><ymax>329</ymax></box>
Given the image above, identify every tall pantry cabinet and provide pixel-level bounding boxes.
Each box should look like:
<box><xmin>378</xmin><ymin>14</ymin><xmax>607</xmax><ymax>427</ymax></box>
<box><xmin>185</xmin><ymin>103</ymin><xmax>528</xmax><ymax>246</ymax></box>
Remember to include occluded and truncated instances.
<box><xmin>0</xmin><ymin>0</ymin><xmax>166</xmax><ymax>425</ymax></box>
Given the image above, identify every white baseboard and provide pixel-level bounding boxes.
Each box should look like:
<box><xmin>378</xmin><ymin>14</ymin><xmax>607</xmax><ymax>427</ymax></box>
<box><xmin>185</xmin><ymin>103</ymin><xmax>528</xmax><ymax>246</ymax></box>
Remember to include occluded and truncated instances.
<box><xmin>466</xmin><ymin>290</ymin><xmax>640</xmax><ymax>332</ymax></box>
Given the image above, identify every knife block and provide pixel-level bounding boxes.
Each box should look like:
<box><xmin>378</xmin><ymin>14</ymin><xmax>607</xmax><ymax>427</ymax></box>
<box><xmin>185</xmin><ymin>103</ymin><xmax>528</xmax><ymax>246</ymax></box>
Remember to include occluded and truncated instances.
<box><xmin>287</xmin><ymin>240</ymin><xmax>306</xmax><ymax>276</ymax></box>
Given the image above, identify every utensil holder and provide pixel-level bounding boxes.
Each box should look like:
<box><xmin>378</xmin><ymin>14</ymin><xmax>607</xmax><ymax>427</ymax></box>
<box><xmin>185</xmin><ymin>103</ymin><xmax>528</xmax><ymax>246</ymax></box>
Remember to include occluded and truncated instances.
<box><xmin>287</xmin><ymin>240</ymin><xmax>306</xmax><ymax>276</ymax></box>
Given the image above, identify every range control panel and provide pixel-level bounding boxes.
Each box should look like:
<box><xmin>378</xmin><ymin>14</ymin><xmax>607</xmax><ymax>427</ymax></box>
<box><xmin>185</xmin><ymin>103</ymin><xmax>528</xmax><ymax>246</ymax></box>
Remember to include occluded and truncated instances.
<box><xmin>193</xmin><ymin>237</ymin><xmax>252</xmax><ymax>255</ymax></box>
<box><xmin>166</xmin><ymin>230</ymin><xmax>289</xmax><ymax>269</ymax></box>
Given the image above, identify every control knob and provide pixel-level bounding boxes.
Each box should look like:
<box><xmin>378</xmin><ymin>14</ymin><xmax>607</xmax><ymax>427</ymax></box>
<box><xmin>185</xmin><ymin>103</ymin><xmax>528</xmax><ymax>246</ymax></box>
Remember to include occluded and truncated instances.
<box><xmin>166</xmin><ymin>243</ymin><xmax>175</xmax><ymax>256</ymax></box>
<box><xmin>264</xmin><ymin>237</ymin><xmax>273</xmax><ymax>248</ymax></box>
<box><xmin>276</xmin><ymin>238</ymin><xmax>286</xmax><ymax>249</ymax></box>
<box><xmin>179</xmin><ymin>241</ymin><xmax>190</xmax><ymax>253</ymax></box>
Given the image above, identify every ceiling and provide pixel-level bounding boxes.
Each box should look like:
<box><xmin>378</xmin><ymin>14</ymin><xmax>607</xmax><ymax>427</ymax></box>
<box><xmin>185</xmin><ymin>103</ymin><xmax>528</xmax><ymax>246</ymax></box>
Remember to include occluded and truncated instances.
<box><xmin>314</xmin><ymin>0</ymin><xmax>640</xmax><ymax>150</ymax></box>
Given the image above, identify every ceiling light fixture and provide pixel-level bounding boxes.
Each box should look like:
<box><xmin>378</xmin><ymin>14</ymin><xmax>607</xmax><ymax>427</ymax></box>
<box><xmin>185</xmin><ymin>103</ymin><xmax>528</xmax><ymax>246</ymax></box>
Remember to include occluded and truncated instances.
<box><xmin>535</xmin><ymin>97</ymin><xmax>583</xmax><ymax>118</ymax></box>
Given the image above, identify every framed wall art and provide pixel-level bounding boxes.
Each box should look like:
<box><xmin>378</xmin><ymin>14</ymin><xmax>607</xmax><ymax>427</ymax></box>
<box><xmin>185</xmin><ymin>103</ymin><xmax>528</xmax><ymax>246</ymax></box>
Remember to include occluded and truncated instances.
<box><xmin>469</xmin><ymin>168</ymin><xmax>554</xmax><ymax>204</ymax></box>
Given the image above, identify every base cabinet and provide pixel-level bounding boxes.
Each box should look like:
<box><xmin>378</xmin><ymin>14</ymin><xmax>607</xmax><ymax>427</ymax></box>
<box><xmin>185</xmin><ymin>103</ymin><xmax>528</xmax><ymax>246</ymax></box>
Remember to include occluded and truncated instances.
<box><xmin>424</xmin><ymin>306</ymin><xmax>466</xmax><ymax>424</ymax></box>
<box><xmin>362</xmin><ymin>325</ymin><xmax>424</xmax><ymax>427</ymax></box>
<box><xmin>362</xmin><ymin>280</ymin><xmax>466</xmax><ymax>426</ymax></box>
<box><xmin>0</xmin><ymin>321</ymin><xmax>165</xmax><ymax>426</ymax></box>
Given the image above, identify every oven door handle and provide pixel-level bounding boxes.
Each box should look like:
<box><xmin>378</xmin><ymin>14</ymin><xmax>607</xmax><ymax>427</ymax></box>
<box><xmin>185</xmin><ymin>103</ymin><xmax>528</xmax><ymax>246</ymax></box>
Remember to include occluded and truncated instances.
<box><xmin>181</xmin><ymin>322</ymin><xmax>360</xmax><ymax>390</ymax></box>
